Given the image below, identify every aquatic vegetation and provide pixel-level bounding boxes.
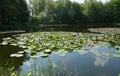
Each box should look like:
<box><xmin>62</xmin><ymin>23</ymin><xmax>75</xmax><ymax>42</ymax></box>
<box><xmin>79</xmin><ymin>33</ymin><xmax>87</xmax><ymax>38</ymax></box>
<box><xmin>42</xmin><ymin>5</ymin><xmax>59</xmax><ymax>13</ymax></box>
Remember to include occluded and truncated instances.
<box><xmin>112</xmin><ymin>54</ymin><xmax>120</xmax><ymax>57</ymax></box>
<box><xmin>20</xmin><ymin>59</ymin><xmax>79</xmax><ymax>76</ymax></box>
<box><xmin>0</xmin><ymin>67</ymin><xmax>2</xmax><ymax>76</ymax></box>
<box><xmin>1</xmin><ymin>32</ymin><xmax>120</xmax><ymax>58</ymax></box>
<box><xmin>10</xmin><ymin>53</ymin><xmax>23</xmax><ymax>58</ymax></box>
<box><xmin>40</xmin><ymin>53</ymin><xmax>49</xmax><ymax>58</ymax></box>
<box><xmin>114</xmin><ymin>45</ymin><xmax>120</xmax><ymax>53</ymax></box>
<box><xmin>0</xmin><ymin>60</ymin><xmax>79</xmax><ymax>76</ymax></box>
<box><xmin>118</xmin><ymin>73</ymin><xmax>120</xmax><ymax>76</ymax></box>
<box><xmin>103</xmin><ymin>52</ymin><xmax>112</xmax><ymax>57</ymax></box>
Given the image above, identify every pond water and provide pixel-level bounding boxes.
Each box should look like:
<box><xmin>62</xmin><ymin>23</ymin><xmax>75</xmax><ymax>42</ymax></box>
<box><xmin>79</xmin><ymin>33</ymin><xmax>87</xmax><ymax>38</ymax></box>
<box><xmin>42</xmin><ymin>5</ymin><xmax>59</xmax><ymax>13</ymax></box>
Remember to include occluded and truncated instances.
<box><xmin>0</xmin><ymin>30</ymin><xmax>120</xmax><ymax>76</ymax></box>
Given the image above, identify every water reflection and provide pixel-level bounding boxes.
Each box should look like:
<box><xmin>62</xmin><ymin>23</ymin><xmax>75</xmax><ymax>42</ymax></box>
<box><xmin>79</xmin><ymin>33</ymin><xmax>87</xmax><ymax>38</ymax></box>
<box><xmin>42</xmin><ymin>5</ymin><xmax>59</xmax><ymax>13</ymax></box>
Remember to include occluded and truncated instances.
<box><xmin>21</xmin><ymin>52</ymin><xmax>120</xmax><ymax>76</ymax></box>
<box><xmin>0</xmin><ymin>45</ymin><xmax>25</xmax><ymax>69</ymax></box>
<box><xmin>94</xmin><ymin>56</ymin><xmax>109</xmax><ymax>67</ymax></box>
<box><xmin>0</xmin><ymin>32</ymin><xmax>120</xmax><ymax>76</ymax></box>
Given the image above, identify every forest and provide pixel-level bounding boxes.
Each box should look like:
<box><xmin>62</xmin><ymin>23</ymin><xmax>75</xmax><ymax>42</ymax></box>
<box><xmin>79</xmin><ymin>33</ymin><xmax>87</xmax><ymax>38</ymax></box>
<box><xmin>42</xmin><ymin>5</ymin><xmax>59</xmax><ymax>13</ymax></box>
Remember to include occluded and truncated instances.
<box><xmin>0</xmin><ymin>0</ymin><xmax>120</xmax><ymax>30</ymax></box>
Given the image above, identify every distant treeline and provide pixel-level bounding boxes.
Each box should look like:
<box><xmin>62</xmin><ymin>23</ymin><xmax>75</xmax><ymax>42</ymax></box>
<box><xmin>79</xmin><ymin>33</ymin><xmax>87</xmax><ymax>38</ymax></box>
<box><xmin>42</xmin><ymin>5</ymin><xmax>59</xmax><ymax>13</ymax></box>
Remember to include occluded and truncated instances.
<box><xmin>0</xmin><ymin>0</ymin><xmax>120</xmax><ymax>26</ymax></box>
<box><xmin>0</xmin><ymin>0</ymin><xmax>29</xmax><ymax>25</ymax></box>
<box><xmin>29</xmin><ymin>0</ymin><xmax>120</xmax><ymax>24</ymax></box>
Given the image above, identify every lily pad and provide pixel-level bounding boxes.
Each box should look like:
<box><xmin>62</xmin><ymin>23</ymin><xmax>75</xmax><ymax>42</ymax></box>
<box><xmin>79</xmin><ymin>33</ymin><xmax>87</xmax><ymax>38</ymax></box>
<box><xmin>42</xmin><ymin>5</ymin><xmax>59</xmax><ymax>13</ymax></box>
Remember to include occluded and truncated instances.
<box><xmin>40</xmin><ymin>53</ymin><xmax>49</xmax><ymax>58</ymax></box>
<box><xmin>44</xmin><ymin>49</ymin><xmax>52</xmax><ymax>53</ymax></box>
<box><xmin>10</xmin><ymin>53</ymin><xmax>23</xmax><ymax>57</ymax></box>
<box><xmin>118</xmin><ymin>73</ymin><xmax>120</xmax><ymax>76</ymax></box>
<box><xmin>1</xmin><ymin>32</ymin><xmax>120</xmax><ymax>58</ymax></box>
<box><xmin>18</xmin><ymin>51</ymin><xmax>24</xmax><ymax>54</ymax></box>
<box><xmin>16</xmin><ymin>54</ymin><xmax>23</xmax><ymax>57</ymax></box>
<box><xmin>112</xmin><ymin>54</ymin><xmax>120</xmax><ymax>57</ymax></box>
<box><xmin>2</xmin><ymin>41</ymin><xmax>8</xmax><ymax>45</ymax></box>
<box><xmin>91</xmin><ymin>50</ymin><xmax>98</xmax><ymax>54</ymax></box>
<box><xmin>31</xmin><ymin>51</ymin><xmax>37</xmax><ymax>55</ymax></box>
<box><xmin>11</xmin><ymin>44</ymin><xmax>17</xmax><ymax>46</ymax></box>
<box><xmin>103</xmin><ymin>52</ymin><xmax>111</xmax><ymax>57</ymax></box>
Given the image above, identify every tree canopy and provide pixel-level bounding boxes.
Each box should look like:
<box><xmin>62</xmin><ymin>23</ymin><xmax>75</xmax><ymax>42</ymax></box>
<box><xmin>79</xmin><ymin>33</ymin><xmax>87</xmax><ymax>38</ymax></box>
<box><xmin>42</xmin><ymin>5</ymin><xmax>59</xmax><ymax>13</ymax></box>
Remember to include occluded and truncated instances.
<box><xmin>0</xmin><ymin>0</ymin><xmax>120</xmax><ymax>26</ymax></box>
<box><xmin>28</xmin><ymin>0</ymin><xmax>120</xmax><ymax>24</ymax></box>
<box><xmin>0</xmin><ymin>0</ymin><xmax>29</xmax><ymax>25</ymax></box>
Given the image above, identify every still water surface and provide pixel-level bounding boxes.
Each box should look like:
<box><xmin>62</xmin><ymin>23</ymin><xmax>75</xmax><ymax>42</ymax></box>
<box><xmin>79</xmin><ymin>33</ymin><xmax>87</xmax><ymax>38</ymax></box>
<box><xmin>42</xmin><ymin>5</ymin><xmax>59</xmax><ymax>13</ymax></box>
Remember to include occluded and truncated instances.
<box><xmin>0</xmin><ymin>32</ymin><xmax>120</xmax><ymax>76</ymax></box>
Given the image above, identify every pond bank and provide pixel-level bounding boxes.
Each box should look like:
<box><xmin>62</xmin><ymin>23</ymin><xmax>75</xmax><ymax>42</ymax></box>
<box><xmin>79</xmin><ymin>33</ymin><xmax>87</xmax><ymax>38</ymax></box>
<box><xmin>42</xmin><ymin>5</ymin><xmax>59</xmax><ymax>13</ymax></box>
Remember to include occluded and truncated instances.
<box><xmin>0</xmin><ymin>30</ymin><xmax>25</xmax><ymax>34</ymax></box>
<box><xmin>88</xmin><ymin>28</ymin><xmax>120</xmax><ymax>34</ymax></box>
<box><xmin>0</xmin><ymin>28</ymin><xmax>120</xmax><ymax>34</ymax></box>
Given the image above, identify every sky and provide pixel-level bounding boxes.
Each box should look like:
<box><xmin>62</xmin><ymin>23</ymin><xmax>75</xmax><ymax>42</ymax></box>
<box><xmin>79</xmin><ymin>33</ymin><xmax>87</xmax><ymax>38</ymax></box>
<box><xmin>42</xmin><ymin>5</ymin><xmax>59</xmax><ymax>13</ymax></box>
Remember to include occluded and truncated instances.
<box><xmin>26</xmin><ymin>0</ymin><xmax>110</xmax><ymax>4</ymax></box>
<box><xmin>54</xmin><ymin>0</ymin><xmax>110</xmax><ymax>3</ymax></box>
<box><xmin>69</xmin><ymin>0</ymin><xmax>110</xmax><ymax>3</ymax></box>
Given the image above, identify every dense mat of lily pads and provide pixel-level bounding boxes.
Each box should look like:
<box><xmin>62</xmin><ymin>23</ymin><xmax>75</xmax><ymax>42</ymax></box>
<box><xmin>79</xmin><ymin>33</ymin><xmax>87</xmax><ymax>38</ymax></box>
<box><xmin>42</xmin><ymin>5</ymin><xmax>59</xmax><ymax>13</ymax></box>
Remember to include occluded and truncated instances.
<box><xmin>1</xmin><ymin>32</ymin><xmax>120</xmax><ymax>58</ymax></box>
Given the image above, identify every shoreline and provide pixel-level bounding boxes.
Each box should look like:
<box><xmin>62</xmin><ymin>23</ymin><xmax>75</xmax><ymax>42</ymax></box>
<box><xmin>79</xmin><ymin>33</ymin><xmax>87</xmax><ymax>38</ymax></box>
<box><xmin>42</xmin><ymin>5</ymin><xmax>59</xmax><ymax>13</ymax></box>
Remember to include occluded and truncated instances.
<box><xmin>88</xmin><ymin>28</ymin><xmax>120</xmax><ymax>34</ymax></box>
<box><xmin>0</xmin><ymin>28</ymin><xmax>120</xmax><ymax>34</ymax></box>
<box><xmin>0</xmin><ymin>30</ymin><xmax>25</xmax><ymax>34</ymax></box>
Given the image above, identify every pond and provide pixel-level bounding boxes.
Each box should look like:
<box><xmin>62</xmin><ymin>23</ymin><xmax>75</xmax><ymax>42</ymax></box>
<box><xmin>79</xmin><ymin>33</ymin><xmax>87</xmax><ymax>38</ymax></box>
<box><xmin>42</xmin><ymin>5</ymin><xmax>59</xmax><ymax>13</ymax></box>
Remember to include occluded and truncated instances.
<box><xmin>0</xmin><ymin>29</ymin><xmax>120</xmax><ymax>76</ymax></box>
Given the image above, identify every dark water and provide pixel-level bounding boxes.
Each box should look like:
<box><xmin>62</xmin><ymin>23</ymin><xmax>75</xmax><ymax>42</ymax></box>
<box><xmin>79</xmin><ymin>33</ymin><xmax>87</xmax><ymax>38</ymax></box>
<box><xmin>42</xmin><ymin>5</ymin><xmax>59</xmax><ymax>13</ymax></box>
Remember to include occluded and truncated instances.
<box><xmin>0</xmin><ymin>33</ymin><xmax>120</xmax><ymax>76</ymax></box>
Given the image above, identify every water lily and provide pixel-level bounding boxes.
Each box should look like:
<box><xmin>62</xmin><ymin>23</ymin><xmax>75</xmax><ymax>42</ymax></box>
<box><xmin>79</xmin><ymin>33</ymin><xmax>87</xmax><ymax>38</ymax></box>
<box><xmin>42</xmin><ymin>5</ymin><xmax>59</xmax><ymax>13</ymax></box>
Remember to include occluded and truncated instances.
<box><xmin>10</xmin><ymin>53</ymin><xmax>23</xmax><ymax>57</ymax></box>
<box><xmin>2</xmin><ymin>41</ymin><xmax>8</xmax><ymax>45</ymax></box>
<box><xmin>1</xmin><ymin>32</ymin><xmax>120</xmax><ymax>58</ymax></box>
<box><xmin>44</xmin><ymin>49</ymin><xmax>52</xmax><ymax>53</ymax></box>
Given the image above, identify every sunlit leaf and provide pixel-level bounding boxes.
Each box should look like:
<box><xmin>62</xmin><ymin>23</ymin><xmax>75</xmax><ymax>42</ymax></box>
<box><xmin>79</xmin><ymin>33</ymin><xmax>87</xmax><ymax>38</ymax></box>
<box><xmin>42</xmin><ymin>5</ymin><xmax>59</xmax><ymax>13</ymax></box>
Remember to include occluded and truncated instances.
<box><xmin>40</xmin><ymin>53</ymin><xmax>49</xmax><ymax>58</ymax></box>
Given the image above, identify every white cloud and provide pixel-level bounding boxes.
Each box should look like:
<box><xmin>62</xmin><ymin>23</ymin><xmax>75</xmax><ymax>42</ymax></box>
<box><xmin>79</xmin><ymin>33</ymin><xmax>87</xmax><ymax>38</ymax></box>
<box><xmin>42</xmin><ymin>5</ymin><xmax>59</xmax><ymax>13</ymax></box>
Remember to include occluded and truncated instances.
<box><xmin>94</xmin><ymin>56</ymin><xmax>109</xmax><ymax>67</ymax></box>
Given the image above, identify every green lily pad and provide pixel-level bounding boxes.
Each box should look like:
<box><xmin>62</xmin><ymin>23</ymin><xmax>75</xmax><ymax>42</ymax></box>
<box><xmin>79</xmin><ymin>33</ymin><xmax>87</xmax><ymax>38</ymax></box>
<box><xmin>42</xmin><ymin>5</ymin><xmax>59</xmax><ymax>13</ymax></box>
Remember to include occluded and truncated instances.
<box><xmin>44</xmin><ymin>49</ymin><xmax>52</xmax><ymax>53</ymax></box>
<box><xmin>103</xmin><ymin>52</ymin><xmax>111</xmax><ymax>57</ymax></box>
<box><xmin>112</xmin><ymin>54</ymin><xmax>120</xmax><ymax>57</ymax></box>
<box><xmin>40</xmin><ymin>53</ymin><xmax>49</xmax><ymax>58</ymax></box>
<box><xmin>31</xmin><ymin>51</ymin><xmax>37</xmax><ymax>55</ymax></box>
<box><xmin>10</xmin><ymin>53</ymin><xmax>23</xmax><ymax>57</ymax></box>
<box><xmin>91</xmin><ymin>50</ymin><xmax>98</xmax><ymax>54</ymax></box>
<box><xmin>118</xmin><ymin>73</ymin><xmax>120</xmax><ymax>76</ymax></box>
<box><xmin>11</xmin><ymin>44</ymin><xmax>17</xmax><ymax>46</ymax></box>
<box><xmin>1</xmin><ymin>32</ymin><xmax>120</xmax><ymax>58</ymax></box>
<box><xmin>2</xmin><ymin>41</ymin><xmax>8</xmax><ymax>45</ymax></box>
<box><xmin>18</xmin><ymin>51</ymin><xmax>24</xmax><ymax>54</ymax></box>
<box><xmin>19</xmin><ymin>45</ymin><xmax>27</xmax><ymax>49</ymax></box>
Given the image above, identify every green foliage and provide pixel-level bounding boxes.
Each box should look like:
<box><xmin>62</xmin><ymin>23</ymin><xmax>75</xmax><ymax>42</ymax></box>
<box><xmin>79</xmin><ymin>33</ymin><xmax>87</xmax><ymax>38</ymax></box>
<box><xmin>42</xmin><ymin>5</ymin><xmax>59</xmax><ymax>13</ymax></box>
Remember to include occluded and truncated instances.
<box><xmin>0</xmin><ymin>0</ymin><xmax>120</xmax><ymax>29</ymax></box>
<box><xmin>27</xmin><ymin>0</ymin><xmax>120</xmax><ymax>24</ymax></box>
<box><xmin>28</xmin><ymin>0</ymin><xmax>85</xmax><ymax>24</ymax></box>
<box><xmin>0</xmin><ymin>0</ymin><xmax>29</xmax><ymax>25</ymax></box>
<box><xmin>0</xmin><ymin>60</ymin><xmax>79</xmax><ymax>76</ymax></box>
<box><xmin>111</xmin><ymin>0</ymin><xmax>120</xmax><ymax>23</ymax></box>
<box><xmin>1</xmin><ymin>32</ymin><xmax>120</xmax><ymax>58</ymax></box>
<box><xmin>84</xmin><ymin>0</ymin><xmax>105</xmax><ymax>22</ymax></box>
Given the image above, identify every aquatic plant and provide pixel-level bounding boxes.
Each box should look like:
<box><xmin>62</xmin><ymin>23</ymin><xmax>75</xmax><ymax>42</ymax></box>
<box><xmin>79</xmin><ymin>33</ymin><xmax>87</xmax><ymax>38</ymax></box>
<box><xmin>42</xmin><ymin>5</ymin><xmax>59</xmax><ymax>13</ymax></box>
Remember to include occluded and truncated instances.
<box><xmin>20</xmin><ymin>59</ymin><xmax>79</xmax><ymax>76</ymax></box>
<box><xmin>1</xmin><ymin>32</ymin><xmax>120</xmax><ymax>58</ymax></box>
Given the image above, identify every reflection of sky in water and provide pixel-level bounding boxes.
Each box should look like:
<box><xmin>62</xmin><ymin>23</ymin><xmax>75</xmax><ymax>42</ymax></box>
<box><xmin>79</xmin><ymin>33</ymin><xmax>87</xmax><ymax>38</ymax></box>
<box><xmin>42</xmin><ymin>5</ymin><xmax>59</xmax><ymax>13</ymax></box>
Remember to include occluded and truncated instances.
<box><xmin>94</xmin><ymin>56</ymin><xmax>109</xmax><ymax>67</ymax></box>
<box><xmin>20</xmin><ymin>51</ymin><xmax>120</xmax><ymax>76</ymax></box>
<box><xmin>19</xmin><ymin>43</ymin><xmax>120</xmax><ymax>76</ymax></box>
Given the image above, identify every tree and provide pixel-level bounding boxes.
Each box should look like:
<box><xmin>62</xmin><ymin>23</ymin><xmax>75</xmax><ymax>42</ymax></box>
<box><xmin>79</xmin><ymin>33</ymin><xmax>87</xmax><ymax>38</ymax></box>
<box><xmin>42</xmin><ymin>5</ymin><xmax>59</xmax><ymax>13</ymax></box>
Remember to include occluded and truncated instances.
<box><xmin>103</xmin><ymin>2</ymin><xmax>114</xmax><ymax>22</ymax></box>
<box><xmin>0</xmin><ymin>0</ymin><xmax>29</xmax><ymax>24</ymax></box>
<box><xmin>111</xmin><ymin>0</ymin><xmax>120</xmax><ymax>23</ymax></box>
<box><xmin>72</xmin><ymin>2</ymin><xmax>84</xmax><ymax>23</ymax></box>
<box><xmin>84</xmin><ymin>0</ymin><xmax>105</xmax><ymax>23</ymax></box>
